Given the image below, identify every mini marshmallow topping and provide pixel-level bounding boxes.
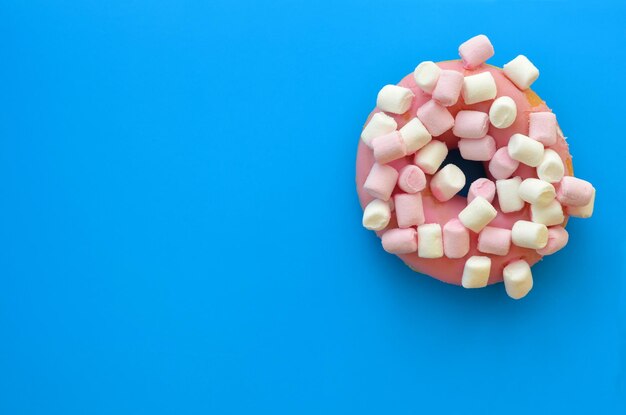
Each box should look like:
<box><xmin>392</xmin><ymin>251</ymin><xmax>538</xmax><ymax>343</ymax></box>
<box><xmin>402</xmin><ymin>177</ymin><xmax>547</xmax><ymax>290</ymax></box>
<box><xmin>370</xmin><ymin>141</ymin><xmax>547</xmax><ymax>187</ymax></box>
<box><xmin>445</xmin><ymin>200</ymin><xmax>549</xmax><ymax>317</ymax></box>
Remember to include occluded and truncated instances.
<box><xmin>537</xmin><ymin>149</ymin><xmax>565</xmax><ymax>183</ymax></box>
<box><xmin>518</xmin><ymin>178</ymin><xmax>556</xmax><ymax>206</ymax></box>
<box><xmin>489</xmin><ymin>96</ymin><xmax>517</xmax><ymax>129</ymax></box>
<box><xmin>362</xmin><ymin>199</ymin><xmax>392</xmax><ymax>231</ymax></box>
<box><xmin>462</xmin><ymin>256</ymin><xmax>492</xmax><ymax>288</ymax></box>
<box><xmin>417</xmin><ymin>224</ymin><xmax>444</xmax><ymax>259</ymax></box>
<box><xmin>376</xmin><ymin>85</ymin><xmax>414</xmax><ymax>114</ymax></box>
<box><xmin>413</xmin><ymin>61</ymin><xmax>442</xmax><ymax>94</ymax></box>
<box><xmin>399</xmin><ymin>118</ymin><xmax>432</xmax><ymax>154</ymax></box>
<box><xmin>356</xmin><ymin>34</ymin><xmax>596</xmax><ymax>299</ymax></box>
<box><xmin>414</xmin><ymin>140</ymin><xmax>448</xmax><ymax>175</ymax></box>
<box><xmin>458</xmin><ymin>196</ymin><xmax>497</xmax><ymax>233</ymax></box>
<box><xmin>503</xmin><ymin>55</ymin><xmax>539</xmax><ymax>90</ymax></box>
<box><xmin>461</xmin><ymin>72</ymin><xmax>497</xmax><ymax>105</ymax></box>
<box><xmin>430</xmin><ymin>164</ymin><xmax>466</xmax><ymax>202</ymax></box>
<box><xmin>503</xmin><ymin>260</ymin><xmax>533</xmax><ymax>299</ymax></box>
<box><xmin>361</xmin><ymin>112</ymin><xmax>398</xmax><ymax>147</ymax></box>
<box><xmin>507</xmin><ymin>133</ymin><xmax>544</xmax><ymax>167</ymax></box>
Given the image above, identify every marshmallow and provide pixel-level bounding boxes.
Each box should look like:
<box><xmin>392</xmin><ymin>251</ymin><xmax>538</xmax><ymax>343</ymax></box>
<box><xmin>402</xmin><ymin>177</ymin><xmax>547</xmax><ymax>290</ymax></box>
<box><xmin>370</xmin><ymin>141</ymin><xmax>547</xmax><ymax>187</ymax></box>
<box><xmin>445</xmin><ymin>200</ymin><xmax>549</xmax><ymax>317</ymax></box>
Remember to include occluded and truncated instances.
<box><xmin>478</xmin><ymin>226</ymin><xmax>512</xmax><ymax>256</ymax></box>
<box><xmin>458</xmin><ymin>135</ymin><xmax>496</xmax><ymax>161</ymax></box>
<box><xmin>511</xmin><ymin>220</ymin><xmax>548</xmax><ymax>249</ymax></box>
<box><xmin>413</xmin><ymin>61</ymin><xmax>442</xmax><ymax>94</ymax></box>
<box><xmin>394</xmin><ymin>193</ymin><xmax>425</xmax><ymax>228</ymax></box>
<box><xmin>556</xmin><ymin>176</ymin><xmax>594</xmax><ymax>207</ymax></box>
<box><xmin>382</xmin><ymin>228</ymin><xmax>418</xmax><ymax>254</ymax></box>
<box><xmin>430</xmin><ymin>164</ymin><xmax>466</xmax><ymax>202</ymax></box>
<box><xmin>361</xmin><ymin>112</ymin><xmax>398</xmax><ymax>147</ymax></box>
<box><xmin>507</xmin><ymin>133</ymin><xmax>544</xmax><ymax>167</ymax></box>
<box><xmin>372</xmin><ymin>131</ymin><xmax>407</xmax><ymax>164</ymax></box>
<box><xmin>529</xmin><ymin>112</ymin><xmax>557</xmax><ymax>146</ymax></box>
<box><xmin>458</xmin><ymin>35</ymin><xmax>494</xmax><ymax>69</ymax></box>
<box><xmin>432</xmin><ymin>70</ymin><xmax>464</xmax><ymax>107</ymax></box>
<box><xmin>362</xmin><ymin>199</ymin><xmax>391</xmax><ymax>231</ymax></box>
<box><xmin>443</xmin><ymin>219</ymin><xmax>470</xmax><ymax>259</ymax></box>
<box><xmin>461</xmin><ymin>256</ymin><xmax>491</xmax><ymax>288</ymax></box>
<box><xmin>537</xmin><ymin>149</ymin><xmax>565</xmax><ymax>183</ymax></box>
<box><xmin>537</xmin><ymin>226</ymin><xmax>569</xmax><ymax>255</ymax></box>
<box><xmin>531</xmin><ymin>199</ymin><xmax>564</xmax><ymax>226</ymax></box>
<box><xmin>453</xmin><ymin>110</ymin><xmax>489</xmax><ymax>139</ymax></box>
<box><xmin>461</xmin><ymin>72</ymin><xmax>497</xmax><ymax>105</ymax></box>
<box><xmin>467</xmin><ymin>178</ymin><xmax>495</xmax><ymax>204</ymax></box>
<box><xmin>503</xmin><ymin>260</ymin><xmax>533</xmax><ymax>299</ymax></box>
<box><xmin>414</xmin><ymin>140</ymin><xmax>448</xmax><ymax>175</ymax></box>
<box><xmin>417</xmin><ymin>223</ymin><xmax>443</xmax><ymax>258</ymax></box>
<box><xmin>488</xmin><ymin>147</ymin><xmax>520</xmax><ymax>180</ymax></box>
<box><xmin>377</xmin><ymin>85</ymin><xmax>414</xmax><ymax>114</ymax></box>
<box><xmin>399</xmin><ymin>118</ymin><xmax>432</xmax><ymax>154</ymax></box>
<box><xmin>496</xmin><ymin>177</ymin><xmax>525</xmax><ymax>213</ymax></box>
<box><xmin>458</xmin><ymin>196</ymin><xmax>497</xmax><ymax>233</ymax></box>
<box><xmin>567</xmin><ymin>187</ymin><xmax>595</xmax><ymax>218</ymax></box>
<box><xmin>397</xmin><ymin>165</ymin><xmax>427</xmax><ymax>193</ymax></box>
<box><xmin>518</xmin><ymin>178</ymin><xmax>556</xmax><ymax>206</ymax></box>
<box><xmin>503</xmin><ymin>55</ymin><xmax>539</xmax><ymax>90</ymax></box>
<box><xmin>489</xmin><ymin>96</ymin><xmax>517</xmax><ymax>129</ymax></box>
<box><xmin>416</xmin><ymin>100</ymin><xmax>455</xmax><ymax>137</ymax></box>
<box><xmin>363</xmin><ymin>163</ymin><xmax>399</xmax><ymax>201</ymax></box>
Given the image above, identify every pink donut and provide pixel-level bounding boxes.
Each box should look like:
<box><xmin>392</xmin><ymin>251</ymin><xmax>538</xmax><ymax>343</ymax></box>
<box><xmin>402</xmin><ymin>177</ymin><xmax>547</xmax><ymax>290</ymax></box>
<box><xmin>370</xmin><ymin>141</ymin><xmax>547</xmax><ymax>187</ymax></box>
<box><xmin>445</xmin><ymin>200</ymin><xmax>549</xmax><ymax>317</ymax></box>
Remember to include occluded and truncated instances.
<box><xmin>356</xmin><ymin>37</ymin><xmax>595</xmax><ymax>296</ymax></box>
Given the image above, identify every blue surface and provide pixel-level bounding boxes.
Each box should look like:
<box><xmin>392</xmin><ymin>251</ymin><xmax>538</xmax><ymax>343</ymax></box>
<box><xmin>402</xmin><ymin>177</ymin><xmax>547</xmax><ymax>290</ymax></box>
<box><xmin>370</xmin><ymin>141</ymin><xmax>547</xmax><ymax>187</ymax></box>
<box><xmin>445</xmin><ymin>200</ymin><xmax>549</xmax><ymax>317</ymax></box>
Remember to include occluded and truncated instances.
<box><xmin>1</xmin><ymin>1</ymin><xmax>625</xmax><ymax>414</ymax></box>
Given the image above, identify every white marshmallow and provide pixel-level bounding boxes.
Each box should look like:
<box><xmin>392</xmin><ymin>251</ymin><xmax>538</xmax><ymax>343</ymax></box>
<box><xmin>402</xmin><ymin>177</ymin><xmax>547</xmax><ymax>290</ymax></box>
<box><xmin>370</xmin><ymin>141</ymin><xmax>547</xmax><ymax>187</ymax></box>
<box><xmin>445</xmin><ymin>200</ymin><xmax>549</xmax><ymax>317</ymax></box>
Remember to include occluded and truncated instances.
<box><xmin>568</xmin><ymin>187</ymin><xmax>595</xmax><ymax>218</ymax></box>
<box><xmin>430</xmin><ymin>164</ymin><xmax>466</xmax><ymax>202</ymax></box>
<box><xmin>461</xmin><ymin>72</ymin><xmax>497</xmax><ymax>105</ymax></box>
<box><xmin>362</xmin><ymin>199</ymin><xmax>392</xmax><ymax>231</ymax></box>
<box><xmin>496</xmin><ymin>177</ymin><xmax>525</xmax><ymax>213</ymax></box>
<box><xmin>531</xmin><ymin>200</ymin><xmax>564</xmax><ymax>226</ymax></box>
<box><xmin>413</xmin><ymin>140</ymin><xmax>448</xmax><ymax>175</ymax></box>
<box><xmin>503</xmin><ymin>55</ymin><xmax>539</xmax><ymax>90</ymax></box>
<box><xmin>413</xmin><ymin>61</ymin><xmax>442</xmax><ymax>94</ymax></box>
<box><xmin>537</xmin><ymin>149</ymin><xmax>565</xmax><ymax>183</ymax></box>
<box><xmin>377</xmin><ymin>85</ymin><xmax>414</xmax><ymax>114</ymax></box>
<box><xmin>518</xmin><ymin>178</ymin><xmax>556</xmax><ymax>206</ymax></box>
<box><xmin>462</xmin><ymin>256</ymin><xmax>491</xmax><ymax>289</ymax></box>
<box><xmin>361</xmin><ymin>112</ymin><xmax>398</xmax><ymax>147</ymax></box>
<box><xmin>458</xmin><ymin>196</ymin><xmax>497</xmax><ymax>233</ymax></box>
<box><xmin>503</xmin><ymin>260</ymin><xmax>533</xmax><ymax>300</ymax></box>
<box><xmin>488</xmin><ymin>96</ymin><xmax>517</xmax><ymax>129</ymax></box>
<box><xmin>507</xmin><ymin>133</ymin><xmax>544</xmax><ymax>167</ymax></box>
<box><xmin>417</xmin><ymin>223</ymin><xmax>444</xmax><ymax>258</ymax></box>
<box><xmin>511</xmin><ymin>220</ymin><xmax>548</xmax><ymax>249</ymax></box>
<box><xmin>399</xmin><ymin>118</ymin><xmax>432</xmax><ymax>154</ymax></box>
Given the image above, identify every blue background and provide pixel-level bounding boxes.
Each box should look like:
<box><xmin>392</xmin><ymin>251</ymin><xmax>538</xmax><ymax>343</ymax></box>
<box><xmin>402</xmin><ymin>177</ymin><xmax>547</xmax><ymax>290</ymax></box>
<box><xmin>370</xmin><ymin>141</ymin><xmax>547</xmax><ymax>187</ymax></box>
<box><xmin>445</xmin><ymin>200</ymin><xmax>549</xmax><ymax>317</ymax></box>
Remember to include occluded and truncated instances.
<box><xmin>1</xmin><ymin>1</ymin><xmax>625</xmax><ymax>414</ymax></box>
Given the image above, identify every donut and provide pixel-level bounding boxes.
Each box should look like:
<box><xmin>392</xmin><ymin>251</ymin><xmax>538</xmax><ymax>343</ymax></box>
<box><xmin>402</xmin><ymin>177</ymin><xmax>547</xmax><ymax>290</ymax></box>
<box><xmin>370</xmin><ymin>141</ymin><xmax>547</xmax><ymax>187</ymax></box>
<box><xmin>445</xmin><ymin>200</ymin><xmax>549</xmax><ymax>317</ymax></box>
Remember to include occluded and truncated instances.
<box><xmin>356</xmin><ymin>35</ymin><xmax>596</xmax><ymax>299</ymax></box>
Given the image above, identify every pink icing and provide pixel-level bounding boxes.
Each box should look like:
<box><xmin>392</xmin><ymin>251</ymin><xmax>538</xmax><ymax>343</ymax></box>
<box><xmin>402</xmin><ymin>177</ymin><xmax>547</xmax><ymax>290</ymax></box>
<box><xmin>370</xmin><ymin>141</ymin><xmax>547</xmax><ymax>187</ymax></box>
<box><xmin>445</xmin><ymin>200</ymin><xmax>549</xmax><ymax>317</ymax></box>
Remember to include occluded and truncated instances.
<box><xmin>356</xmin><ymin>60</ymin><xmax>573</xmax><ymax>286</ymax></box>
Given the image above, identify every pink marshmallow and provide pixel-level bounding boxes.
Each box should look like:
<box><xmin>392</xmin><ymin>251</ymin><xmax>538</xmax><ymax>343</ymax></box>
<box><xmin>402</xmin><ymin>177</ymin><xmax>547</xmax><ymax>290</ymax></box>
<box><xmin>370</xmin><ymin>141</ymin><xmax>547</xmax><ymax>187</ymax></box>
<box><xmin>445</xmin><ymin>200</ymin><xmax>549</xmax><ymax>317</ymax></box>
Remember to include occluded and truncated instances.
<box><xmin>536</xmin><ymin>226</ymin><xmax>569</xmax><ymax>255</ymax></box>
<box><xmin>477</xmin><ymin>226</ymin><xmax>512</xmax><ymax>256</ymax></box>
<box><xmin>488</xmin><ymin>147</ymin><xmax>520</xmax><ymax>179</ymax></box>
<box><xmin>397</xmin><ymin>165</ymin><xmax>426</xmax><ymax>193</ymax></box>
<box><xmin>458</xmin><ymin>135</ymin><xmax>496</xmax><ymax>161</ymax></box>
<box><xmin>467</xmin><ymin>178</ymin><xmax>496</xmax><ymax>203</ymax></box>
<box><xmin>529</xmin><ymin>112</ymin><xmax>557</xmax><ymax>146</ymax></box>
<box><xmin>453</xmin><ymin>110</ymin><xmax>489</xmax><ymax>139</ymax></box>
<box><xmin>556</xmin><ymin>176</ymin><xmax>594</xmax><ymax>207</ymax></box>
<box><xmin>432</xmin><ymin>70</ymin><xmax>464</xmax><ymax>107</ymax></box>
<box><xmin>372</xmin><ymin>131</ymin><xmax>407</xmax><ymax>164</ymax></box>
<box><xmin>394</xmin><ymin>193</ymin><xmax>425</xmax><ymax>228</ymax></box>
<box><xmin>458</xmin><ymin>35</ymin><xmax>494</xmax><ymax>69</ymax></box>
<box><xmin>443</xmin><ymin>219</ymin><xmax>470</xmax><ymax>259</ymax></box>
<box><xmin>381</xmin><ymin>228</ymin><xmax>418</xmax><ymax>254</ymax></box>
<box><xmin>416</xmin><ymin>100</ymin><xmax>455</xmax><ymax>137</ymax></box>
<box><xmin>363</xmin><ymin>163</ymin><xmax>398</xmax><ymax>201</ymax></box>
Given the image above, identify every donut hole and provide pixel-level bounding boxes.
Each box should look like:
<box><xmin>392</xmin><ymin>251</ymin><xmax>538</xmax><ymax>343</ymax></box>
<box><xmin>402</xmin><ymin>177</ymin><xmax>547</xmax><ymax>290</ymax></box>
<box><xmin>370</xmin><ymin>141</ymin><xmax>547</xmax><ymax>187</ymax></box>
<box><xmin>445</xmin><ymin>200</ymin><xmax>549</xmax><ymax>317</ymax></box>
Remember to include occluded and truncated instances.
<box><xmin>440</xmin><ymin>149</ymin><xmax>488</xmax><ymax>197</ymax></box>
